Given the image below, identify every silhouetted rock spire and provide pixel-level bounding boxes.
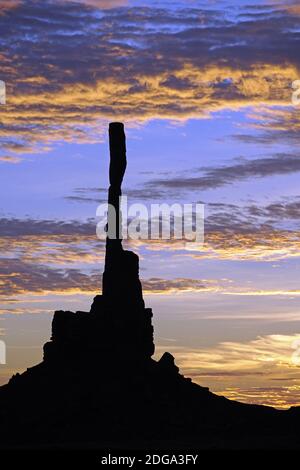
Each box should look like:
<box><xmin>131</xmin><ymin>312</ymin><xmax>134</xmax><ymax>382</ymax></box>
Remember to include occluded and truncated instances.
<box><xmin>102</xmin><ymin>122</ymin><xmax>145</xmax><ymax>312</ymax></box>
<box><xmin>44</xmin><ymin>122</ymin><xmax>154</xmax><ymax>363</ymax></box>
<box><xmin>1</xmin><ymin>123</ymin><xmax>296</xmax><ymax>451</ymax></box>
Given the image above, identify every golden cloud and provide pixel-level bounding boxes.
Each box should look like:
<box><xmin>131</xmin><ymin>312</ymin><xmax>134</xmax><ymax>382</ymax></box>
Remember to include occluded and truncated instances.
<box><xmin>156</xmin><ymin>333</ymin><xmax>300</xmax><ymax>408</ymax></box>
<box><xmin>129</xmin><ymin>228</ymin><xmax>300</xmax><ymax>262</ymax></box>
<box><xmin>0</xmin><ymin>155</ymin><xmax>21</xmax><ymax>163</ymax></box>
<box><xmin>0</xmin><ymin>1</ymin><xmax>21</xmax><ymax>14</ymax></box>
<box><xmin>63</xmin><ymin>0</ymin><xmax>128</xmax><ymax>7</ymax></box>
<box><xmin>1</xmin><ymin>0</ymin><xmax>300</xmax><ymax>161</ymax></box>
<box><xmin>1</xmin><ymin>225</ymin><xmax>300</xmax><ymax>302</ymax></box>
<box><xmin>0</xmin><ymin>64</ymin><xmax>298</xmax><ymax>161</ymax></box>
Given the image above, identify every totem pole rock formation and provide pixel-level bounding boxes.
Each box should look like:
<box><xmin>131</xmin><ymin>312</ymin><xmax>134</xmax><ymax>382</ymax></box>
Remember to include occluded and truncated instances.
<box><xmin>43</xmin><ymin>122</ymin><xmax>155</xmax><ymax>365</ymax></box>
<box><xmin>1</xmin><ymin>122</ymin><xmax>295</xmax><ymax>450</ymax></box>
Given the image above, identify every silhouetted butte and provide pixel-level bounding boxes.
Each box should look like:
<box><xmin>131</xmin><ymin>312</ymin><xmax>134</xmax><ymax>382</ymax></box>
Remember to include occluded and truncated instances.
<box><xmin>0</xmin><ymin>123</ymin><xmax>299</xmax><ymax>450</ymax></box>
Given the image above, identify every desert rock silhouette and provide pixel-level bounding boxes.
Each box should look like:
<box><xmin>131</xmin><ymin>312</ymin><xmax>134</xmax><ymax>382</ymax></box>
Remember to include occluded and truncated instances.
<box><xmin>0</xmin><ymin>123</ymin><xmax>300</xmax><ymax>450</ymax></box>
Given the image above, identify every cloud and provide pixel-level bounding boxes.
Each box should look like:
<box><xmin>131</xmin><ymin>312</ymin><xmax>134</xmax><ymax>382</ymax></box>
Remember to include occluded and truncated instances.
<box><xmin>125</xmin><ymin>207</ymin><xmax>300</xmax><ymax>261</ymax></box>
<box><xmin>3</xmin><ymin>234</ymin><xmax>300</xmax><ymax>296</ymax></box>
<box><xmin>280</xmin><ymin>1</ymin><xmax>300</xmax><ymax>16</ymax></box>
<box><xmin>65</xmin><ymin>186</ymin><xmax>173</xmax><ymax>203</ymax></box>
<box><xmin>0</xmin><ymin>219</ymin><xmax>104</xmax><ymax>275</ymax></box>
<box><xmin>157</xmin><ymin>333</ymin><xmax>300</xmax><ymax>408</ymax></box>
<box><xmin>0</xmin><ymin>217</ymin><xmax>95</xmax><ymax>237</ymax></box>
<box><xmin>63</xmin><ymin>0</ymin><xmax>128</xmax><ymax>7</ymax></box>
<box><xmin>0</xmin><ymin>258</ymin><xmax>101</xmax><ymax>298</ymax></box>
<box><xmin>0</xmin><ymin>1</ymin><xmax>299</xmax><ymax>160</ymax></box>
<box><xmin>0</xmin><ymin>1</ymin><xmax>21</xmax><ymax>14</ymax></box>
<box><xmin>0</xmin><ymin>218</ymin><xmax>228</xmax><ymax>298</ymax></box>
<box><xmin>233</xmin><ymin>106</ymin><xmax>300</xmax><ymax>145</ymax></box>
<box><xmin>0</xmin><ymin>155</ymin><xmax>22</xmax><ymax>164</ymax></box>
<box><xmin>0</xmin><ymin>235</ymin><xmax>103</xmax><ymax>266</ymax></box>
<box><xmin>67</xmin><ymin>154</ymin><xmax>300</xmax><ymax>208</ymax></box>
<box><xmin>2</xmin><ymin>202</ymin><xmax>300</xmax><ymax>284</ymax></box>
<box><xmin>145</xmin><ymin>153</ymin><xmax>300</xmax><ymax>192</ymax></box>
<box><xmin>142</xmin><ymin>277</ymin><xmax>224</xmax><ymax>294</ymax></box>
<box><xmin>0</xmin><ymin>253</ymin><xmax>223</xmax><ymax>298</ymax></box>
<box><xmin>247</xmin><ymin>198</ymin><xmax>300</xmax><ymax>221</ymax></box>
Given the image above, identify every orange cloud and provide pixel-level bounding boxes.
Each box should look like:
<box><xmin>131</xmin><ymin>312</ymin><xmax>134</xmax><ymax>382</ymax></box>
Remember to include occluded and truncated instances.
<box><xmin>0</xmin><ymin>0</ymin><xmax>299</xmax><ymax>162</ymax></box>
<box><xmin>0</xmin><ymin>155</ymin><xmax>21</xmax><ymax>163</ymax></box>
<box><xmin>63</xmin><ymin>0</ymin><xmax>128</xmax><ymax>7</ymax></box>
<box><xmin>156</xmin><ymin>334</ymin><xmax>300</xmax><ymax>408</ymax></box>
<box><xmin>0</xmin><ymin>1</ymin><xmax>21</xmax><ymax>14</ymax></box>
<box><xmin>0</xmin><ymin>62</ymin><xmax>298</xmax><ymax>162</ymax></box>
<box><xmin>128</xmin><ymin>228</ymin><xmax>300</xmax><ymax>262</ymax></box>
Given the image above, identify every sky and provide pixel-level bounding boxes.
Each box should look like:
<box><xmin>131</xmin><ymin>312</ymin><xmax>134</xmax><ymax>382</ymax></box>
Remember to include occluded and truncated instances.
<box><xmin>1</xmin><ymin>0</ymin><xmax>300</xmax><ymax>409</ymax></box>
